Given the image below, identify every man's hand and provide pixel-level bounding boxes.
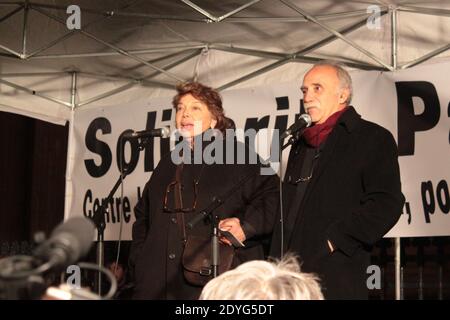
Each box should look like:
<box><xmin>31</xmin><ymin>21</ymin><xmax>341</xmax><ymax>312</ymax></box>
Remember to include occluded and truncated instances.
<box><xmin>218</xmin><ymin>217</ymin><xmax>246</xmax><ymax>246</ymax></box>
<box><xmin>327</xmin><ymin>240</ymin><xmax>335</xmax><ymax>253</ymax></box>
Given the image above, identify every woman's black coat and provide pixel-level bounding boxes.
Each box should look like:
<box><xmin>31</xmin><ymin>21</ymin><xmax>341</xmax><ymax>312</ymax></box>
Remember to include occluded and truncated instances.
<box><xmin>130</xmin><ymin>136</ymin><xmax>279</xmax><ymax>299</ymax></box>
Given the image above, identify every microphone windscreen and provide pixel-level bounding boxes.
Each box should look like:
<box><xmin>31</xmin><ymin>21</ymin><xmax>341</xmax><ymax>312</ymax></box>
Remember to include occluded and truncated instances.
<box><xmin>161</xmin><ymin>126</ymin><xmax>171</xmax><ymax>138</ymax></box>
<box><xmin>35</xmin><ymin>217</ymin><xmax>95</xmax><ymax>267</ymax></box>
<box><xmin>299</xmin><ymin>113</ymin><xmax>312</xmax><ymax>127</ymax></box>
<box><xmin>51</xmin><ymin>217</ymin><xmax>95</xmax><ymax>258</ymax></box>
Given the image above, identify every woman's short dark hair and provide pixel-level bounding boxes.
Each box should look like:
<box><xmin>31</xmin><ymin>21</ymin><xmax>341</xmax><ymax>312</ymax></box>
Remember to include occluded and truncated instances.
<box><xmin>172</xmin><ymin>82</ymin><xmax>234</xmax><ymax>134</ymax></box>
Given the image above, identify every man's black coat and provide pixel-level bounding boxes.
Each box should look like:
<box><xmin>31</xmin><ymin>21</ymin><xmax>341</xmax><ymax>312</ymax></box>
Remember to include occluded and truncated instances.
<box><xmin>271</xmin><ymin>107</ymin><xmax>405</xmax><ymax>299</ymax></box>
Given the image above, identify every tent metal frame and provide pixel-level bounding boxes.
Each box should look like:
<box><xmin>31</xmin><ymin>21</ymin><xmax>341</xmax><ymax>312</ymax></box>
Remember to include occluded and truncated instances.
<box><xmin>1</xmin><ymin>1</ymin><xmax>449</xmax><ymax>300</ymax></box>
<box><xmin>0</xmin><ymin>0</ymin><xmax>448</xmax><ymax>108</ymax></box>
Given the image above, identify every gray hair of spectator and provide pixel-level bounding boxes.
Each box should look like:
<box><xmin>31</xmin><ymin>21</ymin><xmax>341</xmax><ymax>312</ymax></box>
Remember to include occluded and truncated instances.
<box><xmin>313</xmin><ymin>60</ymin><xmax>353</xmax><ymax>105</ymax></box>
<box><xmin>199</xmin><ymin>254</ymin><xmax>324</xmax><ymax>300</ymax></box>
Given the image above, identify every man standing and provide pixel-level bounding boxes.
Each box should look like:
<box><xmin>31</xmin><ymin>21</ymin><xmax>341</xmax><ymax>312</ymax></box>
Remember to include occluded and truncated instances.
<box><xmin>270</xmin><ymin>61</ymin><xmax>404</xmax><ymax>299</ymax></box>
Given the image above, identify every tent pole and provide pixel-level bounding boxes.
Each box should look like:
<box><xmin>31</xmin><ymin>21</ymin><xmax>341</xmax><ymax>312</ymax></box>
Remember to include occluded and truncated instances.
<box><xmin>215</xmin><ymin>12</ymin><xmax>390</xmax><ymax>91</ymax></box>
<box><xmin>27</xmin><ymin>2</ymin><xmax>109</xmax><ymax>16</ymax></box>
<box><xmin>0</xmin><ymin>72</ymin><xmax>69</xmax><ymax>77</ymax></box>
<box><xmin>21</xmin><ymin>0</ymin><xmax>29</xmax><ymax>58</ymax></box>
<box><xmin>78</xmin><ymin>50</ymin><xmax>195</xmax><ymax>82</ymax></box>
<box><xmin>181</xmin><ymin>0</ymin><xmax>261</xmax><ymax>23</ymax></box>
<box><xmin>295</xmin><ymin>13</ymin><xmax>388</xmax><ymax>56</ymax></box>
<box><xmin>225</xmin><ymin>8</ymin><xmax>388</xmax><ymax>23</ymax></box>
<box><xmin>14</xmin><ymin>2</ymin><xmax>391</xmax><ymax>23</ymax></box>
<box><xmin>63</xmin><ymin>71</ymin><xmax>77</xmax><ymax>220</ymax></box>
<box><xmin>214</xmin><ymin>11</ymin><xmax>388</xmax><ymax>61</ymax></box>
<box><xmin>216</xmin><ymin>0</ymin><xmax>261</xmax><ymax>22</ymax></box>
<box><xmin>30</xmin><ymin>2</ymin><xmax>207</xmax><ymax>22</ymax></box>
<box><xmin>29</xmin><ymin>45</ymin><xmax>205</xmax><ymax>59</ymax></box>
<box><xmin>400</xmin><ymin>44</ymin><xmax>450</xmax><ymax>69</ymax></box>
<box><xmin>390</xmin><ymin>6</ymin><xmax>398</xmax><ymax>70</ymax></box>
<box><xmin>280</xmin><ymin>0</ymin><xmax>393</xmax><ymax>71</ymax></box>
<box><xmin>0</xmin><ymin>53</ymin><xmax>17</xmax><ymax>58</ymax></box>
<box><xmin>399</xmin><ymin>5</ymin><xmax>450</xmax><ymax>18</ymax></box>
<box><xmin>0</xmin><ymin>78</ymin><xmax>72</xmax><ymax>107</ymax></box>
<box><xmin>26</xmin><ymin>0</ymin><xmax>141</xmax><ymax>59</ymax></box>
<box><xmin>395</xmin><ymin>237</ymin><xmax>401</xmax><ymax>300</ymax></box>
<box><xmin>0</xmin><ymin>3</ymin><xmax>23</xmax><ymax>24</ymax></box>
<box><xmin>77</xmin><ymin>49</ymin><xmax>200</xmax><ymax>108</ymax></box>
<box><xmin>26</xmin><ymin>29</ymin><xmax>82</xmax><ymax>59</ymax></box>
<box><xmin>70</xmin><ymin>72</ymin><xmax>77</xmax><ymax>109</ymax></box>
<box><xmin>32</xmin><ymin>6</ymin><xmax>185</xmax><ymax>82</ymax></box>
<box><xmin>181</xmin><ymin>0</ymin><xmax>217</xmax><ymax>22</ymax></box>
<box><xmin>211</xmin><ymin>44</ymin><xmax>286</xmax><ymax>60</ymax></box>
<box><xmin>0</xmin><ymin>44</ymin><xmax>22</xmax><ymax>58</ymax></box>
<box><xmin>109</xmin><ymin>12</ymin><xmax>206</xmax><ymax>22</ymax></box>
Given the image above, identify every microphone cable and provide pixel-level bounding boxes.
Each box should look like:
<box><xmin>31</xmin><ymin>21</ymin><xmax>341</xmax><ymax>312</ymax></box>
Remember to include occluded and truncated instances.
<box><xmin>278</xmin><ymin>136</ymin><xmax>285</xmax><ymax>258</ymax></box>
<box><xmin>114</xmin><ymin>134</ymin><xmax>127</xmax><ymax>285</ymax></box>
<box><xmin>46</xmin><ymin>262</ymin><xmax>117</xmax><ymax>300</ymax></box>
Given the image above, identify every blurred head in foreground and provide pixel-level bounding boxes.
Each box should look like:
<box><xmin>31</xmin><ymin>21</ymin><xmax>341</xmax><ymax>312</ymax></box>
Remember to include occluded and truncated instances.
<box><xmin>199</xmin><ymin>254</ymin><xmax>324</xmax><ymax>300</ymax></box>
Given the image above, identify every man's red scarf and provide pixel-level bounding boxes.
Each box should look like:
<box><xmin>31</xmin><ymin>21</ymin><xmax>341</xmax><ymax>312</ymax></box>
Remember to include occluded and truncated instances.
<box><xmin>302</xmin><ymin>107</ymin><xmax>348</xmax><ymax>147</ymax></box>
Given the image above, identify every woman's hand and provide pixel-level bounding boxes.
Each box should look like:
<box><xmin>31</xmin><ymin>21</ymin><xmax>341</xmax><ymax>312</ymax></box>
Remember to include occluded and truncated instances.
<box><xmin>218</xmin><ymin>217</ymin><xmax>246</xmax><ymax>246</ymax></box>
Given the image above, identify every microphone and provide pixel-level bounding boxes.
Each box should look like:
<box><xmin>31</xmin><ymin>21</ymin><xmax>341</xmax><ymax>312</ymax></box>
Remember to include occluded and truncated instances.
<box><xmin>33</xmin><ymin>217</ymin><xmax>95</xmax><ymax>269</ymax></box>
<box><xmin>123</xmin><ymin>126</ymin><xmax>170</xmax><ymax>139</ymax></box>
<box><xmin>280</xmin><ymin>113</ymin><xmax>312</xmax><ymax>139</ymax></box>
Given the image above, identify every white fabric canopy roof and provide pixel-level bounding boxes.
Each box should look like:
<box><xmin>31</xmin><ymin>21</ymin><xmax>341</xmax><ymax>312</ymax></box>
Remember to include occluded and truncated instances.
<box><xmin>1</xmin><ymin>0</ymin><xmax>449</xmax><ymax>124</ymax></box>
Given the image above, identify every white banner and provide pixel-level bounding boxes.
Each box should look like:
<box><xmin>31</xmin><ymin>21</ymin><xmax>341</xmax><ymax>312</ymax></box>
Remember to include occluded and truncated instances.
<box><xmin>67</xmin><ymin>62</ymin><xmax>450</xmax><ymax>240</ymax></box>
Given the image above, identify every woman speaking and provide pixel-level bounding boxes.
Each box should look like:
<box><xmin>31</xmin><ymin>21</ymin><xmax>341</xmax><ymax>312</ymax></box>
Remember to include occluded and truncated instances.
<box><xmin>130</xmin><ymin>82</ymin><xmax>278</xmax><ymax>299</ymax></box>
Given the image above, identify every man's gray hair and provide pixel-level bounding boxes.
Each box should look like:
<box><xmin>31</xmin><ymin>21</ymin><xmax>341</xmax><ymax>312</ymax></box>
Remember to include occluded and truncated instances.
<box><xmin>314</xmin><ymin>60</ymin><xmax>353</xmax><ymax>105</ymax></box>
<box><xmin>199</xmin><ymin>254</ymin><xmax>324</xmax><ymax>300</ymax></box>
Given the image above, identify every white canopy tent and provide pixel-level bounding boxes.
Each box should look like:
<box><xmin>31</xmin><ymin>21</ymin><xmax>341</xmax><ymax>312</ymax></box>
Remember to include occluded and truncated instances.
<box><xmin>0</xmin><ymin>0</ymin><xmax>449</xmax><ymax>124</ymax></box>
<box><xmin>1</xmin><ymin>0</ymin><xmax>449</xmax><ymax>300</ymax></box>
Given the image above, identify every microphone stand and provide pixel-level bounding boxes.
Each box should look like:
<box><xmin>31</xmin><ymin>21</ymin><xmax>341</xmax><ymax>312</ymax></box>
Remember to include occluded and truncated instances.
<box><xmin>91</xmin><ymin>136</ymin><xmax>150</xmax><ymax>295</ymax></box>
<box><xmin>187</xmin><ymin>167</ymin><xmax>262</xmax><ymax>278</ymax></box>
<box><xmin>92</xmin><ymin>173</ymin><xmax>128</xmax><ymax>295</ymax></box>
<box><xmin>277</xmin><ymin>128</ymin><xmax>306</xmax><ymax>258</ymax></box>
<box><xmin>187</xmin><ymin>197</ymin><xmax>223</xmax><ymax>277</ymax></box>
<box><xmin>187</xmin><ymin>128</ymin><xmax>304</xmax><ymax>267</ymax></box>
